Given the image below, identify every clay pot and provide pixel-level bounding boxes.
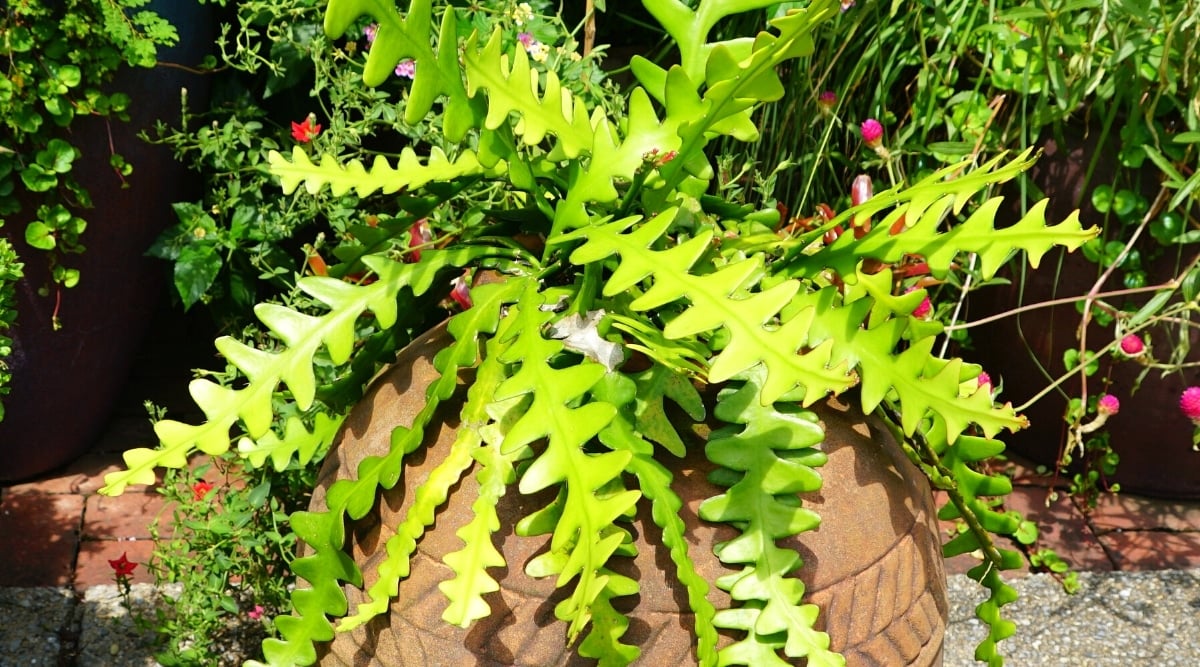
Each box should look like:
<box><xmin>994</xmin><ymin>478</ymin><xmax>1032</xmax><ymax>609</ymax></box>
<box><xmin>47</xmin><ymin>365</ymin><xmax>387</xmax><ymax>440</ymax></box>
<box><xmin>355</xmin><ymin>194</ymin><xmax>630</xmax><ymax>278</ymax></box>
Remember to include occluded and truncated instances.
<box><xmin>308</xmin><ymin>324</ymin><xmax>948</xmax><ymax>665</ymax></box>
<box><xmin>0</xmin><ymin>2</ymin><xmax>215</xmax><ymax>481</ymax></box>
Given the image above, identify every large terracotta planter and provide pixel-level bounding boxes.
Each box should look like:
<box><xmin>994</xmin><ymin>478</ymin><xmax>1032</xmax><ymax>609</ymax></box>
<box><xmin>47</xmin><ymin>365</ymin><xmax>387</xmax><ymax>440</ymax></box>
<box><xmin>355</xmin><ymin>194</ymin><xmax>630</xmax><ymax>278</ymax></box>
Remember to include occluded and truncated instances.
<box><xmin>0</xmin><ymin>2</ymin><xmax>215</xmax><ymax>481</ymax></box>
<box><xmin>308</xmin><ymin>325</ymin><xmax>949</xmax><ymax>665</ymax></box>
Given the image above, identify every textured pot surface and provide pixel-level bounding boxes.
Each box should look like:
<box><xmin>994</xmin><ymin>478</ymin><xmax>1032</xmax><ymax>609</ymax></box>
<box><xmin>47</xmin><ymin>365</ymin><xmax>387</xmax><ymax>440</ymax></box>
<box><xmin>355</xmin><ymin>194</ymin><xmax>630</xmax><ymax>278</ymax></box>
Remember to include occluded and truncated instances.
<box><xmin>0</xmin><ymin>1</ymin><xmax>214</xmax><ymax>481</ymax></box>
<box><xmin>310</xmin><ymin>325</ymin><xmax>948</xmax><ymax>666</ymax></box>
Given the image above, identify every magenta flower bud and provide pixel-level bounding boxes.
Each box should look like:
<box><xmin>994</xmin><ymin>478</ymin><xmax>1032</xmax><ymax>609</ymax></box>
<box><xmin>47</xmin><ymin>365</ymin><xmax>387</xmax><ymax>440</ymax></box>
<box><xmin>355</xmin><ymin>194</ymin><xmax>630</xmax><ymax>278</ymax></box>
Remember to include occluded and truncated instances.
<box><xmin>976</xmin><ymin>371</ymin><xmax>992</xmax><ymax>390</ymax></box>
<box><xmin>1181</xmin><ymin>386</ymin><xmax>1200</xmax><ymax>423</ymax></box>
<box><xmin>1119</xmin><ymin>333</ymin><xmax>1145</xmax><ymax>357</ymax></box>
<box><xmin>817</xmin><ymin>91</ymin><xmax>837</xmax><ymax>116</ymax></box>
<box><xmin>860</xmin><ymin>118</ymin><xmax>884</xmax><ymax>148</ymax></box>
<box><xmin>1098</xmin><ymin>394</ymin><xmax>1120</xmax><ymax>416</ymax></box>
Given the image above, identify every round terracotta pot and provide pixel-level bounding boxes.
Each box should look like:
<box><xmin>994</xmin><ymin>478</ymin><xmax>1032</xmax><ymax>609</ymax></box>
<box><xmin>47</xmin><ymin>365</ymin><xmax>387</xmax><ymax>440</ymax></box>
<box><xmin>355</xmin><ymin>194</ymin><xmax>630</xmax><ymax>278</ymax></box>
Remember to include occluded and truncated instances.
<box><xmin>307</xmin><ymin>325</ymin><xmax>949</xmax><ymax>666</ymax></box>
<box><xmin>0</xmin><ymin>2</ymin><xmax>215</xmax><ymax>481</ymax></box>
<box><xmin>967</xmin><ymin>126</ymin><xmax>1200</xmax><ymax>499</ymax></box>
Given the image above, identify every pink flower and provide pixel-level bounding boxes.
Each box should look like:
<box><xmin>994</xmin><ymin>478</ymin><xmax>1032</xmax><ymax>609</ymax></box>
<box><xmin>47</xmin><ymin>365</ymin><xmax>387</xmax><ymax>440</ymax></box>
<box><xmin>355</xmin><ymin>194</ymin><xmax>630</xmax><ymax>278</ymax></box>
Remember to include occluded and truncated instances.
<box><xmin>290</xmin><ymin>117</ymin><xmax>321</xmax><ymax>143</ymax></box>
<box><xmin>860</xmin><ymin>118</ymin><xmax>884</xmax><ymax>148</ymax></box>
<box><xmin>1181</xmin><ymin>386</ymin><xmax>1200</xmax><ymax>423</ymax></box>
<box><xmin>850</xmin><ymin>175</ymin><xmax>873</xmax><ymax>207</ymax></box>
<box><xmin>248</xmin><ymin>605</ymin><xmax>265</xmax><ymax>620</ymax></box>
<box><xmin>1097</xmin><ymin>394</ymin><xmax>1120</xmax><ymax>416</ymax></box>
<box><xmin>517</xmin><ymin>32</ymin><xmax>536</xmax><ymax>48</ymax></box>
<box><xmin>394</xmin><ymin>59</ymin><xmax>415</xmax><ymax>79</ymax></box>
<box><xmin>1119</xmin><ymin>334</ymin><xmax>1145</xmax><ymax>357</ymax></box>
<box><xmin>364</xmin><ymin>24</ymin><xmax>378</xmax><ymax>45</ymax></box>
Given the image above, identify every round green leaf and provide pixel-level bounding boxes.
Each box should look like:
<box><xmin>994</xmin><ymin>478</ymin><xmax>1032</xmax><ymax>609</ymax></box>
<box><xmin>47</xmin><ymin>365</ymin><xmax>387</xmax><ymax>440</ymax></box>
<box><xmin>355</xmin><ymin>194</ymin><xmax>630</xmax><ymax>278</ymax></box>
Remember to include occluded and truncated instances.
<box><xmin>1150</xmin><ymin>212</ymin><xmax>1184</xmax><ymax>244</ymax></box>
<box><xmin>19</xmin><ymin>163</ymin><xmax>56</xmax><ymax>192</ymax></box>
<box><xmin>1090</xmin><ymin>184</ymin><xmax>1113</xmax><ymax>213</ymax></box>
<box><xmin>55</xmin><ymin>65</ymin><xmax>81</xmax><ymax>88</ymax></box>
<box><xmin>24</xmin><ymin>222</ymin><xmax>56</xmax><ymax>250</ymax></box>
<box><xmin>1111</xmin><ymin>189</ymin><xmax>1138</xmax><ymax>219</ymax></box>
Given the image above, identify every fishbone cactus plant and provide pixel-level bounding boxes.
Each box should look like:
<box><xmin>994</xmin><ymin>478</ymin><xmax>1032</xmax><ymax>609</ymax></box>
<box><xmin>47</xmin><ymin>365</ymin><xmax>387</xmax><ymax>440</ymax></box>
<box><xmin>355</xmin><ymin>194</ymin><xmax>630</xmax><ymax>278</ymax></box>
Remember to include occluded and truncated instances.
<box><xmin>101</xmin><ymin>0</ymin><xmax>1097</xmax><ymax>665</ymax></box>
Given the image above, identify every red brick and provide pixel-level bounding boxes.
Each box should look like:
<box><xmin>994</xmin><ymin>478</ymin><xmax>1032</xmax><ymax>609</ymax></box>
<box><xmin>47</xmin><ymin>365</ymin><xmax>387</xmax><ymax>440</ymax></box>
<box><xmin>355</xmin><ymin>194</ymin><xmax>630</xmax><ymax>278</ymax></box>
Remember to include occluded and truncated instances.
<box><xmin>75</xmin><ymin>538</ymin><xmax>157</xmax><ymax>589</ymax></box>
<box><xmin>5</xmin><ymin>450</ymin><xmax>144</xmax><ymax>496</ymax></box>
<box><xmin>0</xmin><ymin>491</ymin><xmax>83</xmax><ymax>587</ymax></box>
<box><xmin>1005</xmin><ymin>485</ymin><xmax>1114</xmax><ymax>572</ymax></box>
<box><xmin>1097</xmin><ymin>530</ymin><xmax>1200</xmax><ymax>571</ymax></box>
<box><xmin>1085</xmin><ymin>492</ymin><xmax>1200</xmax><ymax>534</ymax></box>
<box><xmin>83</xmin><ymin>491</ymin><xmax>168</xmax><ymax>541</ymax></box>
<box><xmin>996</xmin><ymin>453</ymin><xmax>1071</xmax><ymax>489</ymax></box>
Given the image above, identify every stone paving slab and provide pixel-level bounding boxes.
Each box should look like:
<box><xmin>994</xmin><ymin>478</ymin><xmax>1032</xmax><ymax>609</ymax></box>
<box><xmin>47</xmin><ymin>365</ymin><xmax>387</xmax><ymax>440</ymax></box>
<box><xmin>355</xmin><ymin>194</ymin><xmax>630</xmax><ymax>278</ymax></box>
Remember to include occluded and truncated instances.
<box><xmin>3</xmin><ymin>570</ymin><xmax>1200</xmax><ymax>665</ymax></box>
<box><xmin>945</xmin><ymin>569</ymin><xmax>1200</xmax><ymax>666</ymax></box>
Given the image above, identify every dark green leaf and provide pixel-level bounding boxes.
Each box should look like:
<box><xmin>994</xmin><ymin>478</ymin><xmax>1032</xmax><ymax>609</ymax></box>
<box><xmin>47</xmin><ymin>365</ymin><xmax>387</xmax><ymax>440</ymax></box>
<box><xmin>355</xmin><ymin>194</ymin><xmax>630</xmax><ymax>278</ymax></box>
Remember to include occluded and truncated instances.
<box><xmin>173</xmin><ymin>243</ymin><xmax>223</xmax><ymax>309</ymax></box>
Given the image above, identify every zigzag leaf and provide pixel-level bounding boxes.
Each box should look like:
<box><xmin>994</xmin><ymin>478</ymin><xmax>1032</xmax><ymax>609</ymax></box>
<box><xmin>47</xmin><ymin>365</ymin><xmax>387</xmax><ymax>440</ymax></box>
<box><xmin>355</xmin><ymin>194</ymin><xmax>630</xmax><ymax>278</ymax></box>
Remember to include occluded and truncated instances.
<box><xmin>268</xmin><ymin>145</ymin><xmax>497</xmax><ymax>198</ymax></box>
<box><xmin>784</xmin><ymin>151</ymin><xmax>1099</xmax><ymax>281</ymax></box>
<box><xmin>337</xmin><ymin>305</ymin><xmax>514</xmax><ymax>631</ymax></box>
<box><xmin>900</xmin><ymin>412</ymin><xmax>1024</xmax><ymax>664</ymax></box>
<box><xmin>260</xmin><ymin>276</ymin><xmax>525</xmax><ymax>665</ymax></box>
<box><xmin>697</xmin><ymin>370</ymin><xmax>843</xmax><ymax>667</ymax></box>
<box><xmin>558</xmin><ymin>209</ymin><xmax>857</xmax><ymax>405</ymax></box>
<box><xmin>99</xmin><ymin>248</ymin><xmax>486</xmax><ymax>496</ymax></box>
<box><xmin>236</xmin><ymin>413</ymin><xmax>345</xmax><ymax>472</ymax></box>
<box><xmin>594</xmin><ymin>371</ymin><xmax>718</xmax><ymax>666</ymax></box>
<box><xmin>439</xmin><ymin>386</ymin><xmax>530</xmax><ymax>627</ymax></box>
<box><xmin>493</xmin><ymin>281</ymin><xmax>639</xmax><ymax>642</ymax></box>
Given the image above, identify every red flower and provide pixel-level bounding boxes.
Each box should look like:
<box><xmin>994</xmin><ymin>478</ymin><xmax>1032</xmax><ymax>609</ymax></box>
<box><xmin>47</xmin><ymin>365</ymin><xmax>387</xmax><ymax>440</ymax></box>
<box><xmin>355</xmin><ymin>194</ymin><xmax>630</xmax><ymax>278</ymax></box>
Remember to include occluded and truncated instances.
<box><xmin>192</xmin><ymin>480</ymin><xmax>215</xmax><ymax>502</ymax></box>
<box><xmin>108</xmin><ymin>552</ymin><xmax>137</xmax><ymax>578</ymax></box>
<box><xmin>405</xmin><ymin>219</ymin><xmax>433</xmax><ymax>263</ymax></box>
<box><xmin>291</xmin><ymin>117</ymin><xmax>322</xmax><ymax>143</ymax></box>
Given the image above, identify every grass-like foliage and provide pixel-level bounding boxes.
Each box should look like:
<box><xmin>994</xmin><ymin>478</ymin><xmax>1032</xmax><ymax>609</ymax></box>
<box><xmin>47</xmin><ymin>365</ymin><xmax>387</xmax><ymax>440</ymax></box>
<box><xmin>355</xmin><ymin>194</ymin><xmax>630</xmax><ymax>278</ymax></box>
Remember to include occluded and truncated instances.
<box><xmin>101</xmin><ymin>1</ymin><xmax>1098</xmax><ymax>665</ymax></box>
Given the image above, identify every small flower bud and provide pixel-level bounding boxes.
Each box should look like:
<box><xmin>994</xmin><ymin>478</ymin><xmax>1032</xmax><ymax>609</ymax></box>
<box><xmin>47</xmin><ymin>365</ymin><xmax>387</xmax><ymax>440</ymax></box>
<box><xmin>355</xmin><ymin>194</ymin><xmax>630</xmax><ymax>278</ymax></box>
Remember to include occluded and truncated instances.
<box><xmin>1098</xmin><ymin>394</ymin><xmax>1120</xmax><ymax>416</ymax></box>
<box><xmin>1181</xmin><ymin>386</ymin><xmax>1200</xmax><ymax>423</ymax></box>
<box><xmin>976</xmin><ymin>371</ymin><xmax>992</xmax><ymax>391</ymax></box>
<box><xmin>860</xmin><ymin>119</ymin><xmax>884</xmax><ymax>148</ymax></box>
<box><xmin>1119</xmin><ymin>334</ymin><xmax>1145</xmax><ymax>357</ymax></box>
<box><xmin>817</xmin><ymin>90</ymin><xmax>837</xmax><ymax>116</ymax></box>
